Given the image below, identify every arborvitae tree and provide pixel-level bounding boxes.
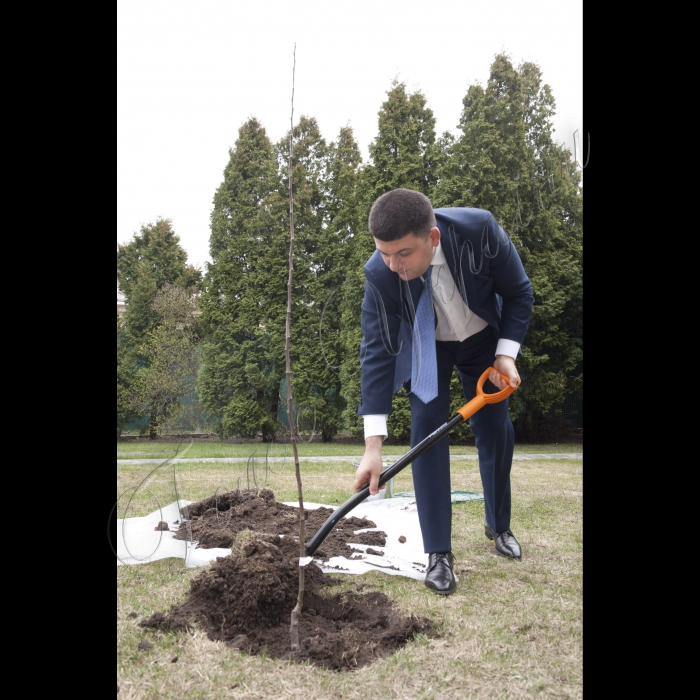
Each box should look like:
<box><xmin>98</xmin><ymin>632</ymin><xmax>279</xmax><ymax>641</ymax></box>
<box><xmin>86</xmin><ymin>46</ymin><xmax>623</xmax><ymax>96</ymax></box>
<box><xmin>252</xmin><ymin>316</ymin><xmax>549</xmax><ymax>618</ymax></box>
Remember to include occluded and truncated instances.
<box><xmin>432</xmin><ymin>53</ymin><xmax>529</xmax><ymax>226</ymax></box>
<box><xmin>304</xmin><ymin>124</ymin><xmax>362</xmax><ymax>440</ymax></box>
<box><xmin>268</xmin><ymin>118</ymin><xmax>362</xmax><ymax>443</ymax></box>
<box><xmin>510</xmin><ymin>61</ymin><xmax>583</xmax><ymax>435</ymax></box>
<box><xmin>338</xmin><ymin>172</ymin><xmax>374</xmax><ymax>438</ymax></box>
<box><xmin>198</xmin><ymin>118</ymin><xmax>288</xmax><ymax>441</ymax></box>
<box><xmin>364</xmin><ymin>79</ymin><xmax>438</xmax><ymax>199</ymax></box>
<box><xmin>324</xmin><ymin>126</ymin><xmax>362</xmax><ymax>247</ymax></box>
<box><xmin>339</xmin><ymin>81</ymin><xmax>439</xmax><ymax>440</ymax></box>
<box><xmin>275</xmin><ymin>116</ymin><xmax>332</xmax><ymax>440</ymax></box>
<box><xmin>434</xmin><ymin>54</ymin><xmax>583</xmax><ymax>436</ymax></box>
<box><xmin>200</xmin><ymin>117</ymin><xmax>362</xmax><ymax>443</ymax></box>
<box><xmin>118</xmin><ymin>218</ymin><xmax>201</xmax><ymax>300</ymax></box>
<box><xmin>323</xmin><ymin>126</ymin><xmax>362</xmax><ymax>437</ymax></box>
<box><xmin>117</xmin><ymin>218</ymin><xmax>202</xmax><ymax>437</ymax></box>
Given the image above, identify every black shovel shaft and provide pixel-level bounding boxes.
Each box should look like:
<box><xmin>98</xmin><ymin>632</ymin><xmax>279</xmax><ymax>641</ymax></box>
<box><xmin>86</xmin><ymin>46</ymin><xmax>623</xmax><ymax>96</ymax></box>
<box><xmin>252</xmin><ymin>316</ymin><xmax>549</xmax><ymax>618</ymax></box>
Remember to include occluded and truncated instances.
<box><xmin>305</xmin><ymin>412</ymin><xmax>464</xmax><ymax>556</ymax></box>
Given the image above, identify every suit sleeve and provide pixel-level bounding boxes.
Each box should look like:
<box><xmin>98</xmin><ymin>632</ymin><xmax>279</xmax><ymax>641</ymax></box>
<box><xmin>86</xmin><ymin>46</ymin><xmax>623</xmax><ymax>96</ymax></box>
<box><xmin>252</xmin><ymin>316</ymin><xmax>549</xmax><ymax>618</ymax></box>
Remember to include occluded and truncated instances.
<box><xmin>357</xmin><ymin>264</ymin><xmax>405</xmax><ymax>416</ymax></box>
<box><xmin>486</xmin><ymin>216</ymin><xmax>534</xmax><ymax>347</ymax></box>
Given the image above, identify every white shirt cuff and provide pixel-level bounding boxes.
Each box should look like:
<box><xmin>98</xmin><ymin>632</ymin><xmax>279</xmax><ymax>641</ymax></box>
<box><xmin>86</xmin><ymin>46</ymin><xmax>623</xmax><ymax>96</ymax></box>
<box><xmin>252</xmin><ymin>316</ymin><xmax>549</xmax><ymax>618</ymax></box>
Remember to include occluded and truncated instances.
<box><xmin>363</xmin><ymin>415</ymin><xmax>388</xmax><ymax>439</ymax></box>
<box><xmin>495</xmin><ymin>339</ymin><xmax>520</xmax><ymax>360</ymax></box>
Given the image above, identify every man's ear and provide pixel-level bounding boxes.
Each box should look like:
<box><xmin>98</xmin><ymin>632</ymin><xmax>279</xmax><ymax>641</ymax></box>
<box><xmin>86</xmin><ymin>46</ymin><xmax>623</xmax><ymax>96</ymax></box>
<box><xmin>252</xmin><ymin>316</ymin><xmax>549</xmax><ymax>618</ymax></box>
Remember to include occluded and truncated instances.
<box><xmin>430</xmin><ymin>227</ymin><xmax>440</xmax><ymax>247</ymax></box>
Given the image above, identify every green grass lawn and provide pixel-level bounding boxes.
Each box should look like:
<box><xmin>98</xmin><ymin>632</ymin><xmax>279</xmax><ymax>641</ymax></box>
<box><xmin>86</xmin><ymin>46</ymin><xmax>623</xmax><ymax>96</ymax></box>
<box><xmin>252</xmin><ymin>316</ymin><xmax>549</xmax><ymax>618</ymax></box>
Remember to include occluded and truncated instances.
<box><xmin>116</xmin><ymin>453</ymin><xmax>583</xmax><ymax>699</ymax></box>
<box><xmin>117</xmin><ymin>439</ymin><xmax>583</xmax><ymax>460</ymax></box>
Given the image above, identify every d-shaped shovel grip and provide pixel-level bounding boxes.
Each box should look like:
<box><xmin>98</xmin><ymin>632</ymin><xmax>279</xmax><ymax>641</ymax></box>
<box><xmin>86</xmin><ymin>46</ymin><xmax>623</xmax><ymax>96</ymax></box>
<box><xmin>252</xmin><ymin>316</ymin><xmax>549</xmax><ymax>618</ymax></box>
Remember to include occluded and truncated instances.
<box><xmin>456</xmin><ymin>366</ymin><xmax>517</xmax><ymax>421</ymax></box>
<box><xmin>305</xmin><ymin>366</ymin><xmax>517</xmax><ymax>557</ymax></box>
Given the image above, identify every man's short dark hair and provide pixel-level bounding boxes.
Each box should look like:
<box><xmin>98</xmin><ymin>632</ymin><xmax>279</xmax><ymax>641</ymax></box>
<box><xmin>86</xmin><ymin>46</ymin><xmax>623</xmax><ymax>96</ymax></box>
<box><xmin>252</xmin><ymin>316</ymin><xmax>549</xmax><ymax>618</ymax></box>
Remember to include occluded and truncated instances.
<box><xmin>368</xmin><ymin>188</ymin><xmax>436</xmax><ymax>241</ymax></box>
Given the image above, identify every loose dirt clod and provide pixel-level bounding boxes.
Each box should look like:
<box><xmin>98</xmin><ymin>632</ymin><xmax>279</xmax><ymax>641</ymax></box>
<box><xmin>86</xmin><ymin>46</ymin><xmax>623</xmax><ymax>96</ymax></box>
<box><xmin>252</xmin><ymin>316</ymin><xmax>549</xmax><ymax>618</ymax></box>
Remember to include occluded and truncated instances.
<box><xmin>142</xmin><ymin>489</ymin><xmax>432</xmax><ymax>670</ymax></box>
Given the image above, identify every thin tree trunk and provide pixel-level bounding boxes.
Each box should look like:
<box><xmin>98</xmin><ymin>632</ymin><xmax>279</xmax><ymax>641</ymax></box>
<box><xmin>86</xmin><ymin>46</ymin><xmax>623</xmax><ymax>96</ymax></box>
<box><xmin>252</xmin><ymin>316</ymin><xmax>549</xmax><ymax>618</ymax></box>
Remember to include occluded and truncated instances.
<box><xmin>285</xmin><ymin>45</ymin><xmax>305</xmax><ymax>652</ymax></box>
<box><xmin>149</xmin><ymin>408</ymin><xmax>158</xmax><ymax>440</ymax></box>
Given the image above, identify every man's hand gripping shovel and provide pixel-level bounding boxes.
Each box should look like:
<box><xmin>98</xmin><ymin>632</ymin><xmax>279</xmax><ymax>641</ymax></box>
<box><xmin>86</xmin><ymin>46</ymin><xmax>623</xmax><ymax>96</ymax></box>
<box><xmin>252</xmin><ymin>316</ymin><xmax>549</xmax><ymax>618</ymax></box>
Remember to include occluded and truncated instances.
<box><xmin>305</xmin><ymin>367</ymin><xmax>518</xmax><ymax>556</ymax></box>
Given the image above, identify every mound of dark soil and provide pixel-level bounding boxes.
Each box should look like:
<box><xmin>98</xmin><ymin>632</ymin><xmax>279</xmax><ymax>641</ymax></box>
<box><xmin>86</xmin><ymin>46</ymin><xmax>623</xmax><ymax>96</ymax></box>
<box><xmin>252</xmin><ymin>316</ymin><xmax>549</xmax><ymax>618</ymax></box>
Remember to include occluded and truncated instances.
<box><xmin>172</xmin><ymin>487</ymin><xmax>387</xmax><ymax>562</ymax></box>
<box><xmin>141</xmin><ymin>489</ymin><xmax>432</xmax><ymax>670</ymax></box>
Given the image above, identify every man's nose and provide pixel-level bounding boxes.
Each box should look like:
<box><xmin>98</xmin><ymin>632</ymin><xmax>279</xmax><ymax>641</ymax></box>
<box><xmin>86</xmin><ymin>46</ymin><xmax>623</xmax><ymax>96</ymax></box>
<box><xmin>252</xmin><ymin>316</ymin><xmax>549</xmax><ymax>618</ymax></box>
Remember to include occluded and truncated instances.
<box><xmin>387</xmin><ymin>256</ymin><xmax>400</xmax><ymax>272</ymax></box>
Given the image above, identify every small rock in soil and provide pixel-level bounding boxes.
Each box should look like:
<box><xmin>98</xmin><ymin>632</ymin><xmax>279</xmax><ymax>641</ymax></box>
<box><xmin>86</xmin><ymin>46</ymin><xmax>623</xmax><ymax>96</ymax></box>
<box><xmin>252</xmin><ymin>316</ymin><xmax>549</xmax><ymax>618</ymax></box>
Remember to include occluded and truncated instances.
<box><xmin>230</xmin><ymin>635</ymin><xmax>249</xmax><ymax>649</ymax></box>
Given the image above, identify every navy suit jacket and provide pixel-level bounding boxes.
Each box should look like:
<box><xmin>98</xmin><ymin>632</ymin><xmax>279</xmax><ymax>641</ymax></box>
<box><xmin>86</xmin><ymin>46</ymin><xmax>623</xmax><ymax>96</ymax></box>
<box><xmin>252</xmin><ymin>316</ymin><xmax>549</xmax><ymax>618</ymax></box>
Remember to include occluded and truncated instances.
<box><xmin>358</xmin><ymin>208</ymin><xmax>534</xmax><ymax>416</ymax></box>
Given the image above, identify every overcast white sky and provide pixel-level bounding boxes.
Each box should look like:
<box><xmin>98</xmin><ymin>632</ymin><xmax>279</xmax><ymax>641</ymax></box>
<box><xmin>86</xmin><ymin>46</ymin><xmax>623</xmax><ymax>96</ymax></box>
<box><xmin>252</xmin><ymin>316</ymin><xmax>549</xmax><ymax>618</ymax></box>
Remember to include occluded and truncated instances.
<box><xmin>117</xmin><ymin>0</ymin><xmax>583</xmax><ymax>272</ymax></box>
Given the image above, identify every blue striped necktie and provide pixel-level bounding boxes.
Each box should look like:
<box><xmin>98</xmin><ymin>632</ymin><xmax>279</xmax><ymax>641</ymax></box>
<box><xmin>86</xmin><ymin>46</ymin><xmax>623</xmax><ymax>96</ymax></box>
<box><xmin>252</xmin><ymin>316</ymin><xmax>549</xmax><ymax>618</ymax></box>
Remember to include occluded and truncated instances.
<box><xmin>411</xmin><ymin>265</ymin><xmax>438</xmax><ymax>403</ymax></box>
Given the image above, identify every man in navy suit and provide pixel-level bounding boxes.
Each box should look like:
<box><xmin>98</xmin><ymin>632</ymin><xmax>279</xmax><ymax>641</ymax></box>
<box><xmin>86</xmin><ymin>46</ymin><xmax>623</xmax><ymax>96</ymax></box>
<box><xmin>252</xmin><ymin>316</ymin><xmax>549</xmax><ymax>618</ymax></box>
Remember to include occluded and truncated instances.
<box><xmin>353</xmin><ymin>188</ymin><xmax>534</xmax><ymax>595</ymax></box>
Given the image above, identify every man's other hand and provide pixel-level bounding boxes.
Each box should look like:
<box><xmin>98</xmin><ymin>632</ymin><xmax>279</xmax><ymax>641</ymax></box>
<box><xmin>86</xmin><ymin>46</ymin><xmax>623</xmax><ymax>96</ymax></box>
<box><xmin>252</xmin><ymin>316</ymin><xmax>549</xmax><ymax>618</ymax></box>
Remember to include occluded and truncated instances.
<box><xmin>354</xmin><ymin>436</ymin><xmax>383</xmax><ymax>495</ymax></box>
<box><xmin>490</xmin><ymin>355</ymin><xmax>520</xmax><ymax>390</ymax></box>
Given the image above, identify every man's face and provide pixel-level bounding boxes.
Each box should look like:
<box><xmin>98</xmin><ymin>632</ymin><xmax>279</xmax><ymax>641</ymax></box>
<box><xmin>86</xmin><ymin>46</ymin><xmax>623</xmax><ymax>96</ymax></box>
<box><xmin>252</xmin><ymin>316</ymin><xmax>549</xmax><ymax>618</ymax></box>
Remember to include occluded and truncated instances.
<box><xmin>374</xmin><ymin>227</ymin><xmax>440</xmax><ymax>281</ymax></box>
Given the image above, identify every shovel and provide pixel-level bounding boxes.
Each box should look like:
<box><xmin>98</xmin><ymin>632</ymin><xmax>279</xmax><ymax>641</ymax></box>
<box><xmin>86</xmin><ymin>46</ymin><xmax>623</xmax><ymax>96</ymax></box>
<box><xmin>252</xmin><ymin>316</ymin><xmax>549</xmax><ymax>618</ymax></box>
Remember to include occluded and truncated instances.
<box><xmin>305</xmin><ymin>366</ymin><xmax>518</xmax><ymax>556</ymax></box>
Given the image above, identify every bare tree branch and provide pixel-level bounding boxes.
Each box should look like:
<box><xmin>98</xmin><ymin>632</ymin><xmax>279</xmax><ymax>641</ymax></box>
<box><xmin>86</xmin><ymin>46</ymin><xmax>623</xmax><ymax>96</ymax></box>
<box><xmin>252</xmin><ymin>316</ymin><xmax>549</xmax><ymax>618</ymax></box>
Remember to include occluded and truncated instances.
<box><xmin>285</xmin><ymin>44</ymin><xmax>305</xmax><ymax>652</ymax></box>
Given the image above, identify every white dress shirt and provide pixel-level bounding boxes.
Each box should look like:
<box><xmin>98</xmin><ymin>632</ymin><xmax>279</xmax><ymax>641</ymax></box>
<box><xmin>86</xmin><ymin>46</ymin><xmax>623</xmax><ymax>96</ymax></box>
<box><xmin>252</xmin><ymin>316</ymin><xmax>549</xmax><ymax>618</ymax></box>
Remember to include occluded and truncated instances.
<box><xmin>363</xmin><ymin>240</ymin><xmax>520</xmax><ymax>439</ymax></box>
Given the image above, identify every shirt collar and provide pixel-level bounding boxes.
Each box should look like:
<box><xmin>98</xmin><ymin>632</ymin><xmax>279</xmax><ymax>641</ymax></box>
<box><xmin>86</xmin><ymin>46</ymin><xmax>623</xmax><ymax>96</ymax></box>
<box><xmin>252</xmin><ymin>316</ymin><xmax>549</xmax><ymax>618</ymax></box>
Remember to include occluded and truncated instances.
<box><xmin>431</xmin><ymin>239</ymin><xmax>446</xmax><ymax>267</ymax></box>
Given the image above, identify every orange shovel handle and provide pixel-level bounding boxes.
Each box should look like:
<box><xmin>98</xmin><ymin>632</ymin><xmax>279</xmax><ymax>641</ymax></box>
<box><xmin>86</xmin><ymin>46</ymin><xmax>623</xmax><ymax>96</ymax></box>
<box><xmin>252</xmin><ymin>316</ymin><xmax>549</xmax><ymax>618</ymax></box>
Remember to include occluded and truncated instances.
<box><xmin>456</xmin><ymin>366</ymin><xmax>518</xmax><ymax>422</ymax></box>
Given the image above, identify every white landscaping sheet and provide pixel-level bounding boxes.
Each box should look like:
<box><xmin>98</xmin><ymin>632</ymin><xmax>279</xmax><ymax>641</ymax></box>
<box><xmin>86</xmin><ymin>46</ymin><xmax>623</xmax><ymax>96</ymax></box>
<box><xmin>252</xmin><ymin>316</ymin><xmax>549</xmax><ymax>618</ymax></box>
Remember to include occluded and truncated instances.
<box><xmin>115</xmin><ymin>497</ymin><xmax>437</xmax><ymax>581</ymax></box>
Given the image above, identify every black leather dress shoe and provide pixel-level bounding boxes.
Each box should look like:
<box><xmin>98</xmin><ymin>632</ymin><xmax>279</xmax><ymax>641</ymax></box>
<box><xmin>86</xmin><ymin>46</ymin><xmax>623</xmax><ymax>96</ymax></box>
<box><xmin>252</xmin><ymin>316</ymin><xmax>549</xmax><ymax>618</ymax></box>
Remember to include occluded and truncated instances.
<box><xmin>424</xmin><ymin>552</ymin><xmax>457</xmax><ymax>595</ymax></box>
<box><xmin>484</xmin><ymin>523</ymin><xmax>522</xmax><ymax>560</ymax></box>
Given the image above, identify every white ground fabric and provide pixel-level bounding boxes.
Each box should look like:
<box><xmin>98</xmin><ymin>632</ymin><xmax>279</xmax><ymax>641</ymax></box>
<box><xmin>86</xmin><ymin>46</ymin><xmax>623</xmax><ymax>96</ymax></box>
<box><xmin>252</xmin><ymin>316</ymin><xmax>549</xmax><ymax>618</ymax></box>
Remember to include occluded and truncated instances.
<box><xmin>115</xmin><ymin>497</ymin><xmax>434</xmax><ymax>581</ymax></box>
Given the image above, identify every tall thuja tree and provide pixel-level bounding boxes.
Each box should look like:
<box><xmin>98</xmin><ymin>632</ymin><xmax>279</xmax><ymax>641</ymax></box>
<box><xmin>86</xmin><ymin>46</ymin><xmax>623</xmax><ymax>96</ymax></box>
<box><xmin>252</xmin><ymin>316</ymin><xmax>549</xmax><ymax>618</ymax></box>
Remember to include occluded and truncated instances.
<box><xmin>118</xmin><ymin>218</ymin><xmax>201</xmax><ymax>298</ymax></box>
<box><xmin>339</xmin><ymin>81</ymin><xmax>438</xmax><ymax>439</ymax></box>
<box><xmin>273</xmin><ymin>119</ymin><xmax>361</xmax><ymax>443</ymax></box>
<box><xmin>322</xmin><ymin>126</ymin><xmax>362</xmax><ymax>437</ymax></box>
<box><xmin>275</xmin><ymin>115</ymin><xmax>335</xmax><ymax>440</ymax></box>
<box><xmin>311</xmin><ymin>125</ymin><xmax>362</xmax><ymax>440</ymax></box>
<box><xmin>364</xmin><ymin>79</ymin><xmax>439</xmax><ymax>200</ymax></box>
<box><xmin>117</xmin><ymin>218</ymin><xmax>201</xmax><ymax>437</ymax></box>
<box><xmin>198</xmin><ymin>118</ymin><xmax>287</xmax><ymax>441</ymax></box>
<box><xmin>432</xmin><ymin>53</ymin><xmax>529</xmax><ymax>226</ymax></box>
<box><xmin>508</xmin><ymin>61</ymin><xmax>583</xmax><ymax>435</ymax></box>
<box><xmin>360</xmin><ymin>80</ymin><xmax>440</xmax><ymax>268</ymax></box>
